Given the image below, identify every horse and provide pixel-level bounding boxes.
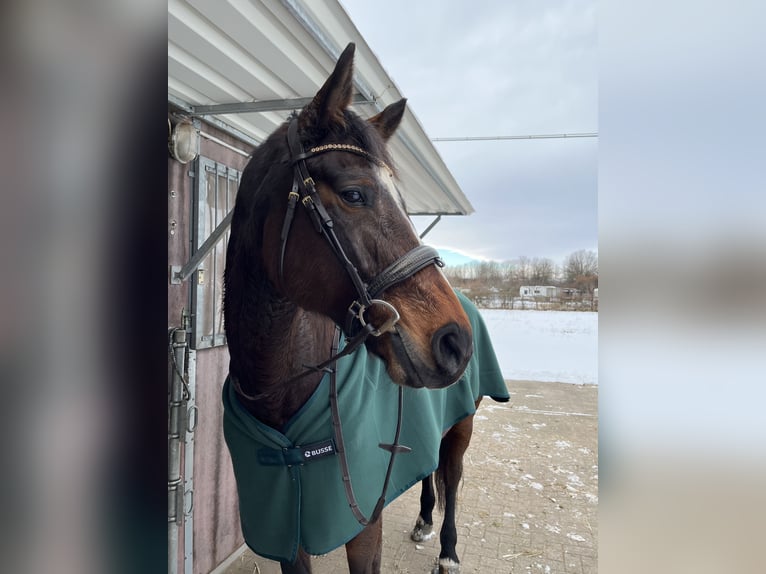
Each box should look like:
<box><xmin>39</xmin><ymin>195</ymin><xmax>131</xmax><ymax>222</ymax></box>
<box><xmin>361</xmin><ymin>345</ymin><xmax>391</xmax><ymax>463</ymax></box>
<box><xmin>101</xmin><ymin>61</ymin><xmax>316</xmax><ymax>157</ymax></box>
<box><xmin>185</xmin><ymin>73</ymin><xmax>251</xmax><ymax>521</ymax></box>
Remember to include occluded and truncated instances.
<box><xmin>222</xmin><ymin>43</ymin><xmax>507</xmax><ymax>574</ymax></box>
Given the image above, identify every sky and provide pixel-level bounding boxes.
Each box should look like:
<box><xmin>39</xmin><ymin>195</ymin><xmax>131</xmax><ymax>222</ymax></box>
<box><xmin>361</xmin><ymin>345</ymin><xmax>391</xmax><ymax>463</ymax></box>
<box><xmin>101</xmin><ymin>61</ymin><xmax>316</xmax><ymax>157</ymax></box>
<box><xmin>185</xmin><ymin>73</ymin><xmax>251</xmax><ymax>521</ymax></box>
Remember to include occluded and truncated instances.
<box><xmin>340</xmin><ymin>0</ymin><xmax>597</xmax><ymax>265</ymax></box>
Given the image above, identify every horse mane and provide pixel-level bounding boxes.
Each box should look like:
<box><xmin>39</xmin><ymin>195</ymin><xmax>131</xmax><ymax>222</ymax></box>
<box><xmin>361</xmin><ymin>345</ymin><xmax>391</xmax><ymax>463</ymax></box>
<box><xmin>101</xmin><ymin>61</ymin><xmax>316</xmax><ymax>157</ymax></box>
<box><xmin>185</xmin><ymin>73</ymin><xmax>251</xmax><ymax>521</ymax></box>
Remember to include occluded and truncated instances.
<box><xmin>223</xmin><ymin>125</ymin><xmax>288</xmax><ymax>383</ymax></box>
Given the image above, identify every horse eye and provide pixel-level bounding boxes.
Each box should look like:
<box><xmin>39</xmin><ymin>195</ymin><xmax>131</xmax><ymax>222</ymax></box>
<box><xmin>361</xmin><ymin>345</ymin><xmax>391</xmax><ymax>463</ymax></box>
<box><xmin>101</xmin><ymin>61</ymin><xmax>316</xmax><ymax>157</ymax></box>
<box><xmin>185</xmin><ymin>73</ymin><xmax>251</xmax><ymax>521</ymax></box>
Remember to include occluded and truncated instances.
<box><xmin>340</xmin><ymin>187</ymin><xmax>365</xmax><ymax>205</ymax></box>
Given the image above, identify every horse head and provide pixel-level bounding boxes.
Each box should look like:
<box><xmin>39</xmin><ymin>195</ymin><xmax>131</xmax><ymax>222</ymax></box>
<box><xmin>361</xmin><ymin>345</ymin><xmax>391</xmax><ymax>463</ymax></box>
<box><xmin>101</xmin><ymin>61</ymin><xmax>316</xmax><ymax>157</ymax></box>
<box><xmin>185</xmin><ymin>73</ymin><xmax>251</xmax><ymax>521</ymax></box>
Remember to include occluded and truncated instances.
<box><xmin>237</xmin><ymin>43</ymin><xmax>473</xmax><ymax>389</ymax></box>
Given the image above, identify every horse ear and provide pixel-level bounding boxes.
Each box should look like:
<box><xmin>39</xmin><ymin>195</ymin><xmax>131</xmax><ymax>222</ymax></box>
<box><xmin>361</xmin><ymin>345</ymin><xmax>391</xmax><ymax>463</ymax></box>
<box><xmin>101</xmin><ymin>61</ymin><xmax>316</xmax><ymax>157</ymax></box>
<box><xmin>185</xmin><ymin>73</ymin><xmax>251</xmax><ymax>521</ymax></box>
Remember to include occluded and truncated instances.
<box><xmin>298</xmin><ymin>43</ymin><xmax>356</xmax><ymax>132</ymax></box>
<box><xmin>368</xmin><ymin>98</ymin><xmax>407</xmax><ymax>141</ymax></box>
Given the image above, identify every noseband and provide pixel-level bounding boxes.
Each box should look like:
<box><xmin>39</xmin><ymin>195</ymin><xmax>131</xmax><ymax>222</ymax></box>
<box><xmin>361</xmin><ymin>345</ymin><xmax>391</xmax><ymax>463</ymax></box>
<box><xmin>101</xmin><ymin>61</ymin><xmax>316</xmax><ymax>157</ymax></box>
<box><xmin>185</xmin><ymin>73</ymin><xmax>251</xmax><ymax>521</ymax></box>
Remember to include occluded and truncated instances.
<box><xmin>281</xmin><ymin>118</ymin><xmax>444</xmax><ymax>344</ymax></box>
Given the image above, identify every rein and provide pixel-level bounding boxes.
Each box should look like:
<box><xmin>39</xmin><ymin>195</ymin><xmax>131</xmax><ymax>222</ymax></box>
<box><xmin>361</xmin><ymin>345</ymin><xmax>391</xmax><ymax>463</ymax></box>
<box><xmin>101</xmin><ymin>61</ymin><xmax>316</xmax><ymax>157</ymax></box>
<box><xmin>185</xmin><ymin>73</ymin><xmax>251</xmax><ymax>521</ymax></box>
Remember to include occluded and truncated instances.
<box><xmin>327</xmin><ymin>327</ymin><xmax>411</xmax><ymax>525</ymax></box>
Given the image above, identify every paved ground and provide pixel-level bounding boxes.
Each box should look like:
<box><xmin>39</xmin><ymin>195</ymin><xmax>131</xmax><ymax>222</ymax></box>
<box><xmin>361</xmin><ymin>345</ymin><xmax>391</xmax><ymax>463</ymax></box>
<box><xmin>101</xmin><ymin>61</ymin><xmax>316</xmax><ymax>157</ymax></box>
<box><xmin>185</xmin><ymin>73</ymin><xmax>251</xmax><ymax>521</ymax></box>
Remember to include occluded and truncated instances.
<box><xmin>222</xmin><ymin>380</ymin><xmax>598</xmax><ymax>573</ymax></box>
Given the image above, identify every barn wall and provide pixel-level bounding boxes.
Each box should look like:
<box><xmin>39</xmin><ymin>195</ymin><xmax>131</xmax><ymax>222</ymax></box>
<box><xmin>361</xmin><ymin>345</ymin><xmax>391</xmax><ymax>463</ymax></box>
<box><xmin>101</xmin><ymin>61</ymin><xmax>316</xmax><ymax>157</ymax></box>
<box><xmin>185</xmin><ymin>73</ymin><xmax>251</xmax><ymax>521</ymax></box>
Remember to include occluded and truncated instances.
<box><xmin>168</xmin><ymin>156</ymin><xmax>191</xmax><ymax>325</ymax></box>
<box><xmin>168</xmin><ymin>112</ymin><xmax>255</xmax><ymax>574</ymax></box>
<box><xmin>193</xmin><ymin>346</ymin><xmax>241</xmax><ymax>574</ymax></box>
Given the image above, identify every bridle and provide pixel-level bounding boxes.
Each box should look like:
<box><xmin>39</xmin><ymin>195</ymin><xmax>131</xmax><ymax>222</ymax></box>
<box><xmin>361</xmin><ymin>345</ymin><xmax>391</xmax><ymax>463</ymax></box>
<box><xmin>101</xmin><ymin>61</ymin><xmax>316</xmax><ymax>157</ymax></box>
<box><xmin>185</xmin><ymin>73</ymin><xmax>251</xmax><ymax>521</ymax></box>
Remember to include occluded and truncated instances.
<box><xmin>281</xmin><ymin>118</ymin><xmax>443</xmax><ymax>345</ymax></box>
<box><xmin>273</xmin><ymin>117</ymin><xmax>445</xmax><ymax>525</ymax></box>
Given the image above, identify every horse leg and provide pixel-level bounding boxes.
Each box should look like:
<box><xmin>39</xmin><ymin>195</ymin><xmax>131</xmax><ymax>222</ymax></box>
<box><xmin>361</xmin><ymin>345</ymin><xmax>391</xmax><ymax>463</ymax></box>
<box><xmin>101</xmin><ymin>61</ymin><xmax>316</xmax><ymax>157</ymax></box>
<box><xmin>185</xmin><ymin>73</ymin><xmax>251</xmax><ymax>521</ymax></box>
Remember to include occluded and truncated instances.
<box><xmin>433</xmin><ymin>409</ymin><xmax>477</xmax><ymax>574</ymax></box>
<box><xmin>411</xmin><ymin>476</ymin><xmax>436</xmax><ymax>542</ymax></box>
<box><xmin>344</xmin><ymin>517</ymin><xmax>383</xmax><ymax>574</ymax></box>
<box><xmin>279</xmin><ymin>547</ymin><xmax>312</xmax><ymax>574</ymax></box>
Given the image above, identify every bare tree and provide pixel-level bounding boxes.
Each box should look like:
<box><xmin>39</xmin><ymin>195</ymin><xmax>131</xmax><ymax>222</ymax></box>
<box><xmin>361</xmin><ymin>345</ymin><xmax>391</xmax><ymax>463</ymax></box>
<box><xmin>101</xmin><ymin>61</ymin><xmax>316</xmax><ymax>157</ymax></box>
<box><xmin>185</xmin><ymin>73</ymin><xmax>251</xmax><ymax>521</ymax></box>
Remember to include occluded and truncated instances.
<box><xmin>531</xmin><ymin>257</ymin><xmax>555</xmax><ymax>284</ymax></box>
<box><xmin>443</xmin><ymin>250</ymin><xmax>599</xmax><ymax>308</ymax></box>
<box><xmin>513</xmin><ymin>256</ymin><xmax>531</xmax><ymax>285</ymax></box>
<box><xmin>499</xmin><ymin>260</ymin><xmax>515</xmax><ymax>283</ymax></box>
<box><xmin>563</xmin><ymin>250</ymin><xmax>598</xmax><ymax>293</ymax></box>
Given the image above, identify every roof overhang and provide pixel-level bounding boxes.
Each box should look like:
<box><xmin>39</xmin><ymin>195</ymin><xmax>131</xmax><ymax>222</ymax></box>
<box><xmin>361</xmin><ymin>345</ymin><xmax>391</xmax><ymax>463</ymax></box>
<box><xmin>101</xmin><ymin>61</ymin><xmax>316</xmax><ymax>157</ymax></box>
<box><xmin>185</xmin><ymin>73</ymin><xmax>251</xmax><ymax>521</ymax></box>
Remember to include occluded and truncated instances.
<box><xmin>168</xmin><ymin>0</ymin><xmax>473</xmax><ymax>216</ymax></box>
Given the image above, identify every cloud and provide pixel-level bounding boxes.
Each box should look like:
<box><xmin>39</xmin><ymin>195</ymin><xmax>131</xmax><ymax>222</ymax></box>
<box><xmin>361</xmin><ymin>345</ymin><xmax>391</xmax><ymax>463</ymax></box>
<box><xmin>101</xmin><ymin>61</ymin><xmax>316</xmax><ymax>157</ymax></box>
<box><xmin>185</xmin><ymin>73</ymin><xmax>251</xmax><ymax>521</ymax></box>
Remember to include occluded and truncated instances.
<box><xmin>342</xmin><ymin>0</ymin><xmax>598</xmax><ymax>262</ymax></box>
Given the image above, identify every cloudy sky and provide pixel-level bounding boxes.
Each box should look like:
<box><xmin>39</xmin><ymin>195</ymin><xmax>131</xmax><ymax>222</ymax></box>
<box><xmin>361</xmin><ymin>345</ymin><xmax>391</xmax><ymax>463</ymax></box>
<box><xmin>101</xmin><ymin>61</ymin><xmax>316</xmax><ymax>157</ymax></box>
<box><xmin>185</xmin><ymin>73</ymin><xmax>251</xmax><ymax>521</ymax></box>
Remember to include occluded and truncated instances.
<box><xmin>340</xmin><ymin>0</ymin><xmax>597</xmax><ymax>265</ymax></box>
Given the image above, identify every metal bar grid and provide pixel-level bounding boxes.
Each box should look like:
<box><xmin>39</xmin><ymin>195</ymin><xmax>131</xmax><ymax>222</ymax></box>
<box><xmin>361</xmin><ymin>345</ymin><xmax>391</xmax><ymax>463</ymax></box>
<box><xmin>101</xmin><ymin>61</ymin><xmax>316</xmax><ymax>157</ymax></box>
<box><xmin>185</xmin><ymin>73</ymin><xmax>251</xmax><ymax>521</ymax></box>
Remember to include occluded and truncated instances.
<box><xmin>190</xmin><ymin>157</ymin><xmax>242</xmax><ymax>349</ymax></box>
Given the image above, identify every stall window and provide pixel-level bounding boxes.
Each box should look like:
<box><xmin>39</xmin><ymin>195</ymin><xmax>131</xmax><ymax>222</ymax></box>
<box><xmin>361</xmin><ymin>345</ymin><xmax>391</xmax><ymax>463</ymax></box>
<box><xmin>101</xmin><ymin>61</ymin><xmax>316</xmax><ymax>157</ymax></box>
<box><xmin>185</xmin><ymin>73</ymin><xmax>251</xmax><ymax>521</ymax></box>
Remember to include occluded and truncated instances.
<box><xmin>191</xmin><ymin>157</ymin><xmax>241</xmax><ymax>349</ymax></box>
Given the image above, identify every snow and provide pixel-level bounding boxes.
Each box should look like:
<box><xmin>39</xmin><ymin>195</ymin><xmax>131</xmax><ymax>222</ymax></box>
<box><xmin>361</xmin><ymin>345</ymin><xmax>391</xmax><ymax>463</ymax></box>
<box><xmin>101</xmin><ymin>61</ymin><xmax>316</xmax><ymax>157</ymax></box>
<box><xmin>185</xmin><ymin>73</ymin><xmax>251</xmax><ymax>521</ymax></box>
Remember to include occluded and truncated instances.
<box><xmin>567</xmin><ymin>533</ymin><xmax>586</xmax><ymax>542</ymax></box>
<box><xmin>478</xmin><ymin>309</ymin><xmax>598</xmax><ymax>385</ymax></box>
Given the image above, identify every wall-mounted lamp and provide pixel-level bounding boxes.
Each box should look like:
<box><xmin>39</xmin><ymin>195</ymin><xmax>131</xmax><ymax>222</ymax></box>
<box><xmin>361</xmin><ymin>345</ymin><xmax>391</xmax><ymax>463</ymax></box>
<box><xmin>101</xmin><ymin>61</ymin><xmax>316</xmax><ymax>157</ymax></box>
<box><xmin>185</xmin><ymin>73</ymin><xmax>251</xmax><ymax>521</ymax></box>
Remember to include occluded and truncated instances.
<box><xmin>168</xmin><ymin>118</ymin><xmax>199</xmax><ymax>164</ymax></box>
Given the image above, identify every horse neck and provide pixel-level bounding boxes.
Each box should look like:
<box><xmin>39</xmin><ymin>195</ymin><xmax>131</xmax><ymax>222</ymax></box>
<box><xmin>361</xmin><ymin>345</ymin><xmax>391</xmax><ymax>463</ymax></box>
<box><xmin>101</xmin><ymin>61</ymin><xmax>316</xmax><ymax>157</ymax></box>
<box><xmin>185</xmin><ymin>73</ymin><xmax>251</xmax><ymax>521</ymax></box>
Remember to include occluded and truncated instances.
<box><xmin>228</xmin><ymin>273</ymin><xmax>335</xmax><ymax>429</ymax></box>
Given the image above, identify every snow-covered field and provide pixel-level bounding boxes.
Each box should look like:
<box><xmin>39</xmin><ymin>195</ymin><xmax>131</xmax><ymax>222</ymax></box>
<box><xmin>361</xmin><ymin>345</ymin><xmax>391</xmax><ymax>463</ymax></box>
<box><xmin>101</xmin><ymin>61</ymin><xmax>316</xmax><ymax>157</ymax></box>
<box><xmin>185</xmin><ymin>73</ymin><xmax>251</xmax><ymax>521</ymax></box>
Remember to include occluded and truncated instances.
<box><xmin>478</xmin><ymin>309</ymin><xmax>598</xmax><ymax>385</ymax></box>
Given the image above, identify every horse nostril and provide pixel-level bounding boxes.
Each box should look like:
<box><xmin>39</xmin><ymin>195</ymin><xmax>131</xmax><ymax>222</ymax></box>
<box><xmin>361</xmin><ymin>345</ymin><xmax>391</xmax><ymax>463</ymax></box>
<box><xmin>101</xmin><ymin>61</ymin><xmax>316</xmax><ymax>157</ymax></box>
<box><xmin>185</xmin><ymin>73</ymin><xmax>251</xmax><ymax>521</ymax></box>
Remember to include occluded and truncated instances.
<box><xmin>431</xmin><ymin>323</ymin><xmax>472</xmax><ymax>377</ymax></box>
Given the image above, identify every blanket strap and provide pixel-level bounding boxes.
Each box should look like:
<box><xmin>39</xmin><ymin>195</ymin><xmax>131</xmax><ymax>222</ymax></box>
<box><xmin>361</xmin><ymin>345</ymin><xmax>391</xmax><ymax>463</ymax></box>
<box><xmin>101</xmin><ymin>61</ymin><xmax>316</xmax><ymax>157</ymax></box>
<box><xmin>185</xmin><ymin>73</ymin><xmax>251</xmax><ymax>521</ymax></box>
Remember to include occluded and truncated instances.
<box><xmin>328</xmin><ymin>327</ymin><xmax>411</xmax><ymax>526</ymax></box>
<box><xmin>256</xmin><ymin>438</ymin><xmax>337</xmax><ymax>467</ymax></box>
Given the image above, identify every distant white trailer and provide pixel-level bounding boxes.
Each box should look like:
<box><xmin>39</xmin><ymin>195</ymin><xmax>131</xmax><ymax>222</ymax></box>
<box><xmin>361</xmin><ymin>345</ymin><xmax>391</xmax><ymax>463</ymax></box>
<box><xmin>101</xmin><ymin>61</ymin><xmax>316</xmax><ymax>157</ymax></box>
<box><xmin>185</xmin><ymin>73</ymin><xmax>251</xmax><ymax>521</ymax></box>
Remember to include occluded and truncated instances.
<box><xmin>519</xmin><ymin>285</ymin><xmax>558</xmax><ymax>298</ymax></box>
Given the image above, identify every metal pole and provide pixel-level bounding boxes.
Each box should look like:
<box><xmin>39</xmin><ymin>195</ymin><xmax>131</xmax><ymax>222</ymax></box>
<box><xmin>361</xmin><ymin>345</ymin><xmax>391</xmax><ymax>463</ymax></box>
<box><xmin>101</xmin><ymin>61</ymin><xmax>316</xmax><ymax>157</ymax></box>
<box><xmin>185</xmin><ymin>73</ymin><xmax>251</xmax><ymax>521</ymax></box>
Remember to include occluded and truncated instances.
<box><xmin>419</xmin><ymin>215</ymin><xmax>442</xmax><ymax>239</ymax></box>
<box><xmin>169</xmin><ymin>329</ymin><xmax>187</xmax><ymax>574</ymax></box>
<box><xmin>431</xmin><ymin>132</ymin><xmax>598</xmax><ymax>142</ymax></box>
<box><xmin>184</xmin><ymin>349</ymin><xmax>197</xmax><ymax>574</ymax></box>
<box><xmin>189</xmin><ymin>93</ymin><xmax>372</xmax><ymax>116</ymax></box>
<box><xmin>172</xmin><ymin>210</ymin><xmax>233</xmax><ymax>283</ymax></box>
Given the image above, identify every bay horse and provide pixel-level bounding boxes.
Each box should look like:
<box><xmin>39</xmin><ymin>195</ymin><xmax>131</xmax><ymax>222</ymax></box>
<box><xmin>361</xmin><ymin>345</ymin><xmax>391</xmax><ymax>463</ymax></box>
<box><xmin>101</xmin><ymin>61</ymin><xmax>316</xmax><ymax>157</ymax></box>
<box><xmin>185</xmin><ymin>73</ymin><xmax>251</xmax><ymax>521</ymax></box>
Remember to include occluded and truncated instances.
<box><xmin>223</xmin><ymin>43</ymin><xmax>506</xmax><ymax>574</ymax></box>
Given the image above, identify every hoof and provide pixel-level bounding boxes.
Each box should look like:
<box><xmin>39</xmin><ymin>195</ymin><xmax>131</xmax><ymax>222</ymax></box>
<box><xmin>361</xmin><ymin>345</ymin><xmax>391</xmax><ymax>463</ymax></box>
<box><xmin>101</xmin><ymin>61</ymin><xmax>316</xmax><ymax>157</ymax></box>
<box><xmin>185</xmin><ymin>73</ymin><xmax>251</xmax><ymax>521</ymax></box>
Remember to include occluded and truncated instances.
<box><xmin>410</xmin><ymin>516</ymin><xmax>434</xmax><ymax>542</ymax></box>
<box><xmin>432</xmin><ymin>558</ymin><xmax>460</xmax><ymax>574</ymax></box>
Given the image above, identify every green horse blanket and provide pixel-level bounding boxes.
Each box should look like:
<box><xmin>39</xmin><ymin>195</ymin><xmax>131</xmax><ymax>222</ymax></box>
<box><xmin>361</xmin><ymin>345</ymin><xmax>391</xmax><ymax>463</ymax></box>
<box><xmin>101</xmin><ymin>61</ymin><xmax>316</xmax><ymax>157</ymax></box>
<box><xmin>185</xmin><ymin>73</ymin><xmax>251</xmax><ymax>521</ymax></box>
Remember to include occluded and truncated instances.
<box><xmin>223</xmin><ymin>291</ymin><xmax>509</xmax><ymax>562</ymax></box>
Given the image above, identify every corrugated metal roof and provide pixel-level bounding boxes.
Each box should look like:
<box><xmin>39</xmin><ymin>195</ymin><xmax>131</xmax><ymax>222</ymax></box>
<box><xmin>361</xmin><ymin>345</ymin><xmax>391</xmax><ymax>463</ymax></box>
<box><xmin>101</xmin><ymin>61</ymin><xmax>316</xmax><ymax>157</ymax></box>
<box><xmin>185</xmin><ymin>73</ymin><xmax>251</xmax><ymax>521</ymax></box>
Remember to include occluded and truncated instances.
<box><xmin>168</xmin><ymin>0</ymin><xmax>473</xmax><ymax>215</ymax></box>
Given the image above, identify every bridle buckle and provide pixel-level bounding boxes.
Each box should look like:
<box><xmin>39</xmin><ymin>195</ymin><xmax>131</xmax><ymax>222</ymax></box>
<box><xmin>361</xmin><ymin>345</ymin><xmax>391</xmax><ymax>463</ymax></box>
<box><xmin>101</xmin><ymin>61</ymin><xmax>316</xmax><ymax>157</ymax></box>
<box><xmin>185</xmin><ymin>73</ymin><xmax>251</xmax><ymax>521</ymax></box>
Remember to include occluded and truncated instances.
<box><xmin>351</xmin><ymin>299</ymin><xmax>400</xmax><ymax>337</ymax></box>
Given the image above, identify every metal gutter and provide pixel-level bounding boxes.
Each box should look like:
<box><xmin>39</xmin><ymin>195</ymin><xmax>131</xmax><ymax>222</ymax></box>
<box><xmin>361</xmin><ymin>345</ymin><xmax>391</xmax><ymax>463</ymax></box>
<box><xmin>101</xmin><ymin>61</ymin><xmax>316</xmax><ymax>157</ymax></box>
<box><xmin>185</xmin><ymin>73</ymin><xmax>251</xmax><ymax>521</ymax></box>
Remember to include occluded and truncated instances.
<box><xmin>278</xmin><ymin>0</ymin><xmax>378</xmax><ymax>104</ymax></box>
<box><xmin>276</xmin><ymin>0</ymin><xmax>471</xmax><ymax>215</ymax></box>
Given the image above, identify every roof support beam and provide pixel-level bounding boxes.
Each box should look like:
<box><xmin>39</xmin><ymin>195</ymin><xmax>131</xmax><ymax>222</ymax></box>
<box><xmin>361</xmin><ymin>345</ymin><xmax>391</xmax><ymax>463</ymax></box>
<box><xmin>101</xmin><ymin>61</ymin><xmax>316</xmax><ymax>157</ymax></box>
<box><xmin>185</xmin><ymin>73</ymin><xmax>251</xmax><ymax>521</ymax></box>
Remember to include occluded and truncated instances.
<box><xmin>419</xmin><ymin>215</ymin><xmax>442</xmax><ymax>239</ymax></box>
<box><xmin>189</xmin><ymin>93</ymin><xmax>373</xmax><ymax>116</ymax></box>
<box><xmin>169</xmin><ymin>94</ymin><xmax>262</xmax><ymax>147</ymax></box>
<box><xmin>171</xmin><ymin>210</ymin><xmax>233</xmax><ymax>284</ymax></box>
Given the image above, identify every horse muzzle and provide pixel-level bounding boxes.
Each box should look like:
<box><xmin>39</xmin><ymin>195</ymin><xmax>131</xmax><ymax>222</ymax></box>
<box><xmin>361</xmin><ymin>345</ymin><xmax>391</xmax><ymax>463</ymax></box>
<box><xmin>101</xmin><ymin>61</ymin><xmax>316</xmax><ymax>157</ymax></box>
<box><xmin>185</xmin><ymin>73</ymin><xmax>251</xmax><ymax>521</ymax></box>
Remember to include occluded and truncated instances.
<box><xmin>386</xmin><ymin>322</ymin><xmax>473</xmax><ymax>389</ymax></box>
<box><xmin>431</xmin><ymin>323</ymin><xmax>473</xmax><ymax>381</ymax></box>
